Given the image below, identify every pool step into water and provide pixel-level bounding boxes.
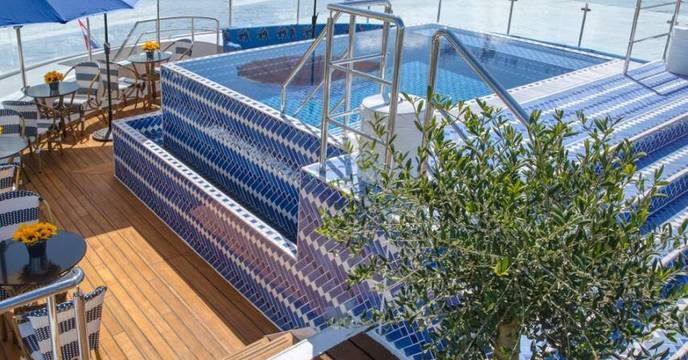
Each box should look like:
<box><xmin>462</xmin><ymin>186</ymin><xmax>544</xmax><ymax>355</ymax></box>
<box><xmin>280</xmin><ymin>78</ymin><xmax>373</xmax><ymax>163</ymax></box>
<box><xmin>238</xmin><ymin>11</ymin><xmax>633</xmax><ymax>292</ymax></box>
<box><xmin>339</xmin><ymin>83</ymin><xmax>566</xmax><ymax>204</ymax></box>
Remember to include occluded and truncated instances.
<box><xmin>512</xmin><ymin>60</ymin><xmax>688</xmax><ymax>223</ymax></box>
<box><xmin>519</xmin><ymin>61</ymin><xmax>688</xmax><ymax>154</ymax></box>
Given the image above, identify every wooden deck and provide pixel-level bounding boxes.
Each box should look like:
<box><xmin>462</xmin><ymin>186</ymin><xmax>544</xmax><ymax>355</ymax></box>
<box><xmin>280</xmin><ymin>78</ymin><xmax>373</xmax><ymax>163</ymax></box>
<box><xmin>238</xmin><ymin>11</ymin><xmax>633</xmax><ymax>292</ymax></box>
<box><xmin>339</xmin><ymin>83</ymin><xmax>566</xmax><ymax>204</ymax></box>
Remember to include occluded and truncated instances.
<box><xmin>0</xmin><ymin>111</ymin><xmax>395</xmax><ymax>360</ymax></box>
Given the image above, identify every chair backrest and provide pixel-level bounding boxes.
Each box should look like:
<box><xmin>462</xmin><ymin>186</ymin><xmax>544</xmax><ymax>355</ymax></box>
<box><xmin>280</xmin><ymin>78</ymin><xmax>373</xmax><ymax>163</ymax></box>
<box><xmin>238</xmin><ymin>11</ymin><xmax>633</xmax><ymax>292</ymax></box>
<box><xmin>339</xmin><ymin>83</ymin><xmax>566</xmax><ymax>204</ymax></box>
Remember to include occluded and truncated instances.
<box><xmin>0</xmin><ymin>109</ymin><xmax>24</xmax><ymax>136</ymax></box>
<box><xmin>71</xmin><ymin>62</ymin><xmax>100</xmax><ymax>97</ymax></box>
<box><xmin>0</xmin><ymin>190</ymin><xmax>40</xmax><ymax>240</ymax></box>
<box><xmin>0</xmin><ymin>164</ymin><xmax>18</xmax><ymax>194</ymax></box>
<box><xmin>2</xmin><ymin>100</ymin><xmax>40</xmax><ymax>139</ymax></box>
<box><xmin>97</xmin><ymin>60</ymin><xmax>120</xmax><ymax>100</ymax></box>
<box><xmin>18</xmin><ymin>286</ymin><xmax>108</xmax><ymax>360</ymax></box>
<box><xmin>173</xmin><ymin>39</ymin><xmax>193</xmax><ymax>61</ymax></box>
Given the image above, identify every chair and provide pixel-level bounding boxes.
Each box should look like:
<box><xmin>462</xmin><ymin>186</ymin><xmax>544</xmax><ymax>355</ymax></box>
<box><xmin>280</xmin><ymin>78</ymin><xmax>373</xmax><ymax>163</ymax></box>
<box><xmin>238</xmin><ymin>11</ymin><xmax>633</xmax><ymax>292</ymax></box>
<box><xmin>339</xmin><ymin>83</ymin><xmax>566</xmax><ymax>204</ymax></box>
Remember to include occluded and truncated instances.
<box><xmin>98</xmin><ymin>60</ymin><xmax>145</xmax><ymax>112</ymax></box>
<box><xmin>163</xmin><ymin>38</ymin><xmax>193</xmax><ymax>61</ymax></box>
<box><xmin>15</xmin><ymin>286</ymin><xmax>108</xmax><ymax>360</ymax></box>
<box><xmin>0</xmin><ymin>164</ymin><xmax>19</xmax><ymax>193</ymax></box>
<box><xmin>0</xmin><ymin>108</ymin><xmax>25</xmax><ymax>138</ymax></box>
<box><xmin>61</xmin><ymin>62</ymin><xmax>102</xmax><ymax>136</ymax></box>
<box><xmin>0</xmin><ymin>190</ymin><xmax>53</xmax><ymax>240</ymax></box>
<box><xmin>155</xmin><ymin>39</ymin><xmax>193</xmax><ymax>77</ymax></box>
<box><xmin>2</xmin><ymin>100</ymin><xmax>65</xmax><ymax>169</ymax></box>
<box><xmin>0</xmin><ymin>109</ymin><xmax>29</xmax><ymax>183</ymax></box>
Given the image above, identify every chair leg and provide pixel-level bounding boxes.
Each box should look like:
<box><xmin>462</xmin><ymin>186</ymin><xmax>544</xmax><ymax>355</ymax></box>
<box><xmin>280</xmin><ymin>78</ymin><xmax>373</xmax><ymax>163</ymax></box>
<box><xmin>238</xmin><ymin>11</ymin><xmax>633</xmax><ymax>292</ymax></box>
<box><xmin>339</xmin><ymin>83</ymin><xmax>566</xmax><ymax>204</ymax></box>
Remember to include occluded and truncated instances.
<box><xmin>4</xmin><ymin>313</ymin><xmax>15</xmax><ymax>344</ymax></box>
<box><xmin>10</xmin><ymin>315</ymin><xmax>33</xmax><ymax>359</ymax></box>
<box><xmin>19</xmin><ymin>159</ymin><xmax>30</xmax><ymax>185</ymax></box>
<box><xmin>0</xmin><ymin>313</ymin><xmax>6</xmax><ymax>342</ymax></box>
<box><xmin>94</xmin><ymin>348</ymin><xmax>103</xmax><ymax>360</ymax></box>
<box><xmin>14</xmin><ymin>163</ymin><xmax>21</xmax><ymax>190</ymax></box>
<box><xmin>36</xmin><ymin>150</ymin><xmax>42</xmax><ymax>174</ymax></box>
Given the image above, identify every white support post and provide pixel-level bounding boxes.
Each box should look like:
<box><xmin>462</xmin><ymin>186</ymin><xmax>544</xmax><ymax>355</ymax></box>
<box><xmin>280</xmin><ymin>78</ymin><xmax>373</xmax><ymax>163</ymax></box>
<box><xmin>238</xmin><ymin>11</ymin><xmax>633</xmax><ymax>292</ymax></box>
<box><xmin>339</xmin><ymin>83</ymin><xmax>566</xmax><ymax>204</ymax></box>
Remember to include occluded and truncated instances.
<box><xmin>86</xmin><ymin>18</ymin><xmax>94</xmax><ymax>61</ymax></box>
<box><xmin>14</xmin><ymin>26</ymin><xmax>27</xmax><ymax>90</ymax></box>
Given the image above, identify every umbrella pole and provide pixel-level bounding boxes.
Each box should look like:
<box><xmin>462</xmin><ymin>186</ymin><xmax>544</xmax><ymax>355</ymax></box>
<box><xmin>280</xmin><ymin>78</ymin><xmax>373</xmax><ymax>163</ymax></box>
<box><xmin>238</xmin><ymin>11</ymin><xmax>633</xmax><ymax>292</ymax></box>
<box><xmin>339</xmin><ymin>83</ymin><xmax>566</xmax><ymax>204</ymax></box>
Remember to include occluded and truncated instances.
<box><xmin>93</xmin><ymin>13</ymin><xmax>115</xmax><ymax>142</ymax></box>
<box><xmin>14</xmin><ymin>26</ymin><xmax>27</xmax><ymax>90</ymax></box>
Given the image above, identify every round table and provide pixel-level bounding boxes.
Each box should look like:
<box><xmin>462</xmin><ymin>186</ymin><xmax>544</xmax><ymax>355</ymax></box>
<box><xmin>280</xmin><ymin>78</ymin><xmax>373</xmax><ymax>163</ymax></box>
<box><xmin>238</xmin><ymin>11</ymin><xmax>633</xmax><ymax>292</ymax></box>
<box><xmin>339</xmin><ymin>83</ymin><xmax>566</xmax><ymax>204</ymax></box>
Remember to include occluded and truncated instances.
<box><xmin>128</xmin><ymin>51</ymin><xmax>172</xmax><ymax>109</ymax></box>
<box><xmin>24</xmin><ymin>82</ymin><xmax>78</xmax><ymax>99</ymax></box>
<box><xmin>0</xmin><ymin>136</ymin><xmax>28</xmax><ymax>160</ymax></box>
<box><xmin>0</xmin><ymin>231</ymin><xmax>87</xmax><ymax>287</ymax></box>
<box><xmin>24</xmin><ymin>82</ymin><xmax>79</xmax><ymax>151</ymax></box>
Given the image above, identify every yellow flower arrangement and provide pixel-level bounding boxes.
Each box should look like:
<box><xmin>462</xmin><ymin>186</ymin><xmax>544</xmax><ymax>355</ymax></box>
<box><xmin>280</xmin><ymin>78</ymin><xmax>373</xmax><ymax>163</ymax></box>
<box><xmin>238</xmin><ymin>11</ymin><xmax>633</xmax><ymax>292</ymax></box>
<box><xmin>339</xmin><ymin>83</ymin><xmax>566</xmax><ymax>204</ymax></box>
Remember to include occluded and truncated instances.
<box><xmin>43</xmin><ymin>70</ymin><xmax>65</xmax><ymax>84</ymax></box>
<box><xmin>141</xmin><ymin>41</ymin><xmax>160</xmax><ymax>52</ymax></box>
<box><xmin>13</xmin><ymin>222</ymin><xmax>58</xmax><ymax>246</ymax></box>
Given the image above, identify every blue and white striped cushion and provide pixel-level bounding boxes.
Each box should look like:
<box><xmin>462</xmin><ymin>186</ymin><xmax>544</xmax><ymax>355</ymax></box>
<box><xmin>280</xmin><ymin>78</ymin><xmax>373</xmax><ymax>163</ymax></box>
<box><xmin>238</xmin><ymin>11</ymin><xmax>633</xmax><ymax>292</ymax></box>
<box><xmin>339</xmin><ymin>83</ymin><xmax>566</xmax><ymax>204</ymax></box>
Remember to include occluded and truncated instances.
<box><xmin>0</xmin><ymin>109</ymin><xmax>23</xmax><ymax>136</ymax></box>
<box><xmin>99</xmin><ymin>62</ymin><xmax>118</xmax><ymax>94</ymax></box>
<box><xmin>73</xmin><ymin>62</ymin><xmax>100</xmax><ymax>97</ymax></box>
<box><xmin>0</xmin><ymin>190</ymin><xmax>40</xmax><ymax>240</ymax></box>
<box><xmin>18</xmin><ymin>286</ymin><xmax>107</xmax><ymax>360</ymax></box>
<box><xmin>0</xmin><ymin>164</ymin><xmax>17</xmax><ymax>194</ymax></box>
<box><xmin>2</xmin><ymin>100</ymin><xmax>51</xmax><ymax>140</ymax></box>
<box><xmin>18</xmin><ymin>320</ymin><xmax>42</xmax><ymax>360</ymax></box>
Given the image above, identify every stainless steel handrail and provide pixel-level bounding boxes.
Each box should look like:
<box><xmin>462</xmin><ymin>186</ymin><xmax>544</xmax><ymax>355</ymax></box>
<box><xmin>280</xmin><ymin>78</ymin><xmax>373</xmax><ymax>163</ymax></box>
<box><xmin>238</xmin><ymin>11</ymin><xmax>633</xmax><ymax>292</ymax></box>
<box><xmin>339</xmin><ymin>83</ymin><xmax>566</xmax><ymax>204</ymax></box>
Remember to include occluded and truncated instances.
<box><xmin>0</xmin><ymin>267</ymin><xmax>86</xmax><ymax>360</ymax></box>
<box><xmin>425</xmin><ymin>29</ymin><xmax>530</xmax><ymax>127</ymax></box>
<box><xmin>279</xmin><ymin>11</ymin><xmax>343</xmax><ymax>113</ymax></box>
<box><xmin>315</xmin><ymin>0</ymin><xmax>406</xmax><ymax>171</ymax></box>
<box><xmin>114</xmin><ymin>16</ymin><xmax>220</xmax><ymax>61</ymax></box>
<box><xmin>623</xmin><ymin>0</ymin><xmax>683</xmax><ymax>74</ymax></box>
<box><xmin>279</xmin><ymin>0</ymin><xmax>394</xmax><ymax>114</ymax></box>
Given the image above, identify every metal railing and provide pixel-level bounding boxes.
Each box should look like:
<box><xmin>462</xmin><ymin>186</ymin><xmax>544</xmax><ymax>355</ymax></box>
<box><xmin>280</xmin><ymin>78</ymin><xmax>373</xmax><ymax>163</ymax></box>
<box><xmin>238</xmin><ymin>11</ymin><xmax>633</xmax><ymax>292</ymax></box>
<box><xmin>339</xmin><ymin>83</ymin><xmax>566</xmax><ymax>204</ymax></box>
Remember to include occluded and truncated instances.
<box><xmin>280</xmin><ymin>0</ymin><xmax>405</xmax><ymax>172</ymax></box>
<box><xmin>624</xmin><ymin>0</ymin><xmax>684</xmax><ymax>73</ymax></box>
<box><xmin>425</xmin><ymin>29</ymin><xmax>529</xmax><ymax>129</ymax></box>
<box><xmin>113</xmin><ymin>16</ymin><xmax>220</xmax><ymax>61</ymax></box>
<box><xmin>0</xmin><ymin>268</ymin><xmax>86</xmax><ymax>360</ymax></box>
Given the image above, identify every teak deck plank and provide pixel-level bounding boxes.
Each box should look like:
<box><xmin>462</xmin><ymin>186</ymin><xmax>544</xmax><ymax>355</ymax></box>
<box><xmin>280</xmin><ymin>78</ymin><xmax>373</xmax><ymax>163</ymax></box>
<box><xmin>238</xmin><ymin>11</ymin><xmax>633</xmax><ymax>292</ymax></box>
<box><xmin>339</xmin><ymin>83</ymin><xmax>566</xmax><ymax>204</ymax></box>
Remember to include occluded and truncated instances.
<box><xmin>0</xmin><ymin>110</ymin><xmax>396</xmax><ymax>359</ymax></box>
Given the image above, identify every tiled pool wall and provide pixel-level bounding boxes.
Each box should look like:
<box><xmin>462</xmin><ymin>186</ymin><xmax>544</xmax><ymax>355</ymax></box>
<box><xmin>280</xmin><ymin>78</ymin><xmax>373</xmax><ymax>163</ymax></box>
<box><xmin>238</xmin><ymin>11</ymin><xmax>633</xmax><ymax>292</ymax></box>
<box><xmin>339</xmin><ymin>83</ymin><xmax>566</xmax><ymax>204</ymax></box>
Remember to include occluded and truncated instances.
<box><xmin>113</xmin><ymin>115</ymin><xmax>430</xmax><ymax>358</ymax></box>
<box><xmin>160</xmin><ymin>64</ymin><xmax>344</xmax><ymax>242</ymax></box>
<box><xmin>223</xmin><ymin>23</ymin><xmax>383</xmax><ymax>52</ymax></box>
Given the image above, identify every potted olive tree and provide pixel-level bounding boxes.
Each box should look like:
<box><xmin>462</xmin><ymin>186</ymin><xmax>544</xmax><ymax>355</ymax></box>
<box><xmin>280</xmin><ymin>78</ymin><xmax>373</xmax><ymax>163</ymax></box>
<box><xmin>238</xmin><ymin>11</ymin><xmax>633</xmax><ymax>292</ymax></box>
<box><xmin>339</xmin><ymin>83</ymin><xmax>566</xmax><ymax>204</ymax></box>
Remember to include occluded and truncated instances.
<box><xmin>319</xmin><ymin>93</ymin><xmax>687</xmax><ymax>359</ymax></box>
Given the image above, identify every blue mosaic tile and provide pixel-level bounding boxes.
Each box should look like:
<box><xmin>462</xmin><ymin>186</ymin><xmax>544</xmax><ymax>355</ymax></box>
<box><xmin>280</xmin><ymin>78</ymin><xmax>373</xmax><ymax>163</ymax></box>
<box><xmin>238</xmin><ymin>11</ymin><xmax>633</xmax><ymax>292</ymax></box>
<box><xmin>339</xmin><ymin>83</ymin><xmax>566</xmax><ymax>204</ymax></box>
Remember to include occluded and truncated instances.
<box><xmin>113</xmin><ymin>50</ymin><xmax>688</xmax><ymax>358</ymax></box>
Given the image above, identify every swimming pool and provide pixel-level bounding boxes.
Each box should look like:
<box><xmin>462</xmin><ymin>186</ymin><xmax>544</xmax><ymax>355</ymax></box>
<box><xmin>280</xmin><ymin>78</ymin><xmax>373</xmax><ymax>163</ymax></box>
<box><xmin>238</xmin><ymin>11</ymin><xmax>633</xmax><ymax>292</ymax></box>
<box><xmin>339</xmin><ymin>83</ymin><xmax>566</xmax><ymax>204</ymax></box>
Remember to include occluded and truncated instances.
<box><xmin>178</xmin><ymin>24</ymin><xmax>609</xmax><ymax>130</ymax></box>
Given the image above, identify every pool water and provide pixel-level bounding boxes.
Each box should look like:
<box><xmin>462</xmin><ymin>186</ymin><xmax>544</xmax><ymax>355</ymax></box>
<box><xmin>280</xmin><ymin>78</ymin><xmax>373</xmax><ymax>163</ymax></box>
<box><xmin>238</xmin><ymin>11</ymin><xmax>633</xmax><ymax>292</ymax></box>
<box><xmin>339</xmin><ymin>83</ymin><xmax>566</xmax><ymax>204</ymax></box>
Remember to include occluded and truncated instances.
<box><xmin>178</xmin><ymin>24</ymin><xmax>609</xmax><ymax>130</ymax></box>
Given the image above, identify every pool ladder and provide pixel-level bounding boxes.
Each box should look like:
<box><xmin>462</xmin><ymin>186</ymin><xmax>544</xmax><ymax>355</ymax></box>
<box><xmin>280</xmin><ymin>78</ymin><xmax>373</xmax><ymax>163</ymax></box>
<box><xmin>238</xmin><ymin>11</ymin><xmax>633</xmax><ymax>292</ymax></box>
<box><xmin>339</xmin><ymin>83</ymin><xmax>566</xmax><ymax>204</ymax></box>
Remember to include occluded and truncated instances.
<box><xmin>281</xmin><ymin>0</ymin><xmax>529</xmax><ymax>171</ymax></box>
<box><xmin>280</xmin><ymin>0</ymin><xmax>405</xmax><ymax>171</ymax></box>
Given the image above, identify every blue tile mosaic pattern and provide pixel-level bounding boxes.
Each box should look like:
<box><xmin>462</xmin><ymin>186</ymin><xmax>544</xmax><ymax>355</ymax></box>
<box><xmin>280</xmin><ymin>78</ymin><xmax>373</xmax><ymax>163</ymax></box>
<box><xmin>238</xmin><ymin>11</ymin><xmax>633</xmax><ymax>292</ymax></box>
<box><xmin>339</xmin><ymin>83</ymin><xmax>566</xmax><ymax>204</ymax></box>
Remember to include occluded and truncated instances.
<box><xmin>113</xmin><ymin>115</ymin><xmax>401</xmax><ymax>352</ymax></box>
<box><xmin>113</xmin><ymin>43</ymin><xmax>688</xmax><ymax>357</ymax></box>
<box><xmin>494</xmin><ymin>61</ymin><xmax>688</xmax><ymax>220</ymax></box>
<box><xmin>160</xmin><ymin>65</ymin><xmax>343</xmax><ymax>242</ymax></box>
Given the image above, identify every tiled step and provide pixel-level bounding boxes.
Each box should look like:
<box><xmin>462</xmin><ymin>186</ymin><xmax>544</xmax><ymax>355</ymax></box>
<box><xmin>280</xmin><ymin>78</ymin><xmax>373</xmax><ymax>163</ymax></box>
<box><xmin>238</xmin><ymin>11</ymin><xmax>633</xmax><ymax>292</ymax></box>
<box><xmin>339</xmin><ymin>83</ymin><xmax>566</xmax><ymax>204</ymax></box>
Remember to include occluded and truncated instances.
<box><xmin>515</xmin><ymin>61</ymin><xmax>688</xmax><ymax>156</ymax></box>
<box><xmin>625</xmin><ymin>134</ymin><xmax>688</xmax><ymax>202</ymax></box>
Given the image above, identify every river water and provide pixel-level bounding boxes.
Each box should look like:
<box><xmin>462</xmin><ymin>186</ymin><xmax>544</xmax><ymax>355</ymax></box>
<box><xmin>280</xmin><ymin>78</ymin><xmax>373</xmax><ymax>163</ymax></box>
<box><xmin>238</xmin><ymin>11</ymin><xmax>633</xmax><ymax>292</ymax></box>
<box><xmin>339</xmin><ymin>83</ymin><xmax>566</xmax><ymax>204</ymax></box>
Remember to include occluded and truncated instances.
<box><xmin>0</xmin><ymin>0</ymin><xmax>682</xmax><ymax>75</ymax></box>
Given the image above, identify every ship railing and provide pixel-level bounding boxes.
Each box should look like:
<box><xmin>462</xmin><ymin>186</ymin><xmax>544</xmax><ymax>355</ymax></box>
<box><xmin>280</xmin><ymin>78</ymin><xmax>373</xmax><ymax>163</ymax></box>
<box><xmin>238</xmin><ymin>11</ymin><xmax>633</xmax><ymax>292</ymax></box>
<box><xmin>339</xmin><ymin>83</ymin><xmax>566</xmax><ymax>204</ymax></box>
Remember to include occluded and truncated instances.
<box><xmin>624</xmin><ymin>0</ymin><xmax>684</xmax><ymax>73</ymax></box>
<box><xmin>0</xmin><ymin>268</ymin><xmax>86</xmax><ymax>360</ymax></box>
<box><xmin>113</xmin><ymin>16</ymin><xmax>220</xmax><ymax>61</ymax></box>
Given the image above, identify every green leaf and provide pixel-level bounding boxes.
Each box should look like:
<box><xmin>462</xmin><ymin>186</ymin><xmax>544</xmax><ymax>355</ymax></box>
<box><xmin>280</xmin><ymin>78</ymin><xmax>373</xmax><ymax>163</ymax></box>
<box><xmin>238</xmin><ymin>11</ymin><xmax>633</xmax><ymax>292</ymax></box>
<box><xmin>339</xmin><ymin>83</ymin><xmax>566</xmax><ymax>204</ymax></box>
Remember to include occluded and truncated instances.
<box><xmin>493</xmin><ymin>258</ymin><xmax>511</xmax><ymax>277</ymax></box>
